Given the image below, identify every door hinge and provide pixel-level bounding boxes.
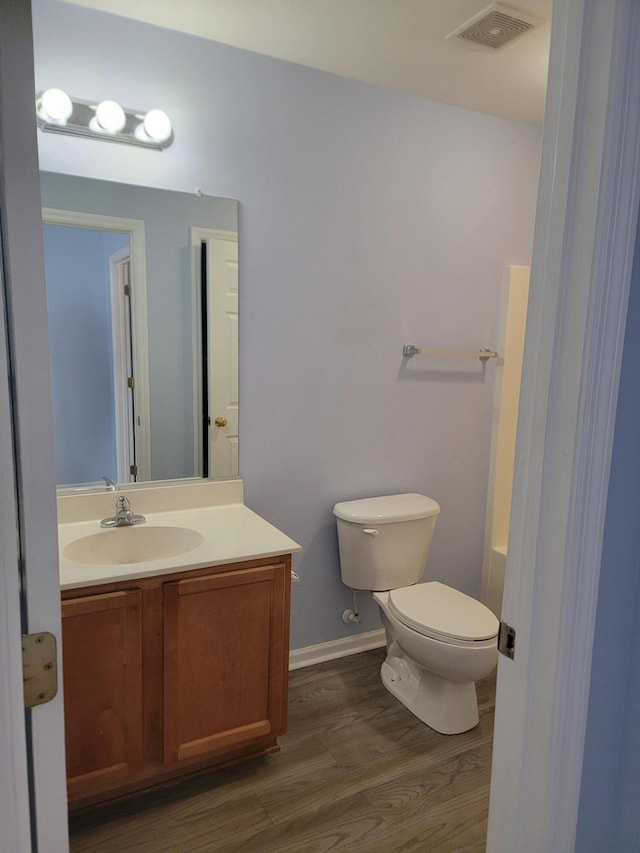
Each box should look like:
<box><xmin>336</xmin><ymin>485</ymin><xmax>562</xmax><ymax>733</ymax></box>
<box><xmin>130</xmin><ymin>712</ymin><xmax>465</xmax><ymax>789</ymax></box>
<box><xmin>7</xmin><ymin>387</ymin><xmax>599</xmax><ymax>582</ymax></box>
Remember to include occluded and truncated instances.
<box><xmin>22</xmin><ymin>632</ymin><xmax>58</xmax><ymax>709</ymax></box>
<box><xmin>123</xmin><ymin>283</ymin><xmax>131</xmax><ymax>297</ymax></box>
<box><xmin>498</xmin><ymin>621</ymin><xmax>516</xmax><ymax>660</ymax></box>
<box><xmin>127</xmin><ymin>376</ymin><xmax>135</xmax><ymax>389</ymax></box>
<box><xmin>130</xmin><ymin>464</ymin><xmax>138</xmax><ymax>476</ymax></box>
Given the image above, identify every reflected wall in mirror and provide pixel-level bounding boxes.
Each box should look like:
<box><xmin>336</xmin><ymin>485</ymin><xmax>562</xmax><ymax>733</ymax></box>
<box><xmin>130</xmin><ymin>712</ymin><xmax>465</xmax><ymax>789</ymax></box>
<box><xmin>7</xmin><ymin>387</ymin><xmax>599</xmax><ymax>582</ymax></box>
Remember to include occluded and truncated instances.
<box><xmin>40</xmin><ymin>173</ymin><xmax>239</xmax><ymax>488</ymax></box>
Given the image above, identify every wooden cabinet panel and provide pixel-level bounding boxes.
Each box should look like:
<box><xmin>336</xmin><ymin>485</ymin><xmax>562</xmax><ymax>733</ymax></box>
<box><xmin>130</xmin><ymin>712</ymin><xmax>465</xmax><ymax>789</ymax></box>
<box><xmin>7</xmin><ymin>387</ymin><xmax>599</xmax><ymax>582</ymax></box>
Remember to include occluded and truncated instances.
<box><xmin>164</xmin><ymin>564</ymin><xmax>289</xmax><ymax>763</ymax></box>
<box><xmin>61</xmin><ymin>589</ymin><xmax>143</xmax><ymax>799</ymax></box>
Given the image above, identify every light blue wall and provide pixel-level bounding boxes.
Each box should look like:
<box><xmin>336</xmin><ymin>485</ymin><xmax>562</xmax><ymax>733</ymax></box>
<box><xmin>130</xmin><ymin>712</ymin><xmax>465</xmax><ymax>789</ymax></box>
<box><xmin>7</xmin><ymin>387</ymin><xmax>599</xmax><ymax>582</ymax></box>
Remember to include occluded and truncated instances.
<box><xmin>40</xmin><ymin>173</ymin><xmax>237</xmax><ymax>482</ymax></box>
<box><xmin>575</xmin><ymin>207</ymin><xmax>640</xmax><ymax>850</ymax></box>
<box><xmin>32</xmin><ymin>0</ymin><xmax>541</xmax><ymax>649</ymax></box>
<box><xmin>43</xmin><ymin>224</ymin><xmax>128</xmax><ymax>484</ymax></box>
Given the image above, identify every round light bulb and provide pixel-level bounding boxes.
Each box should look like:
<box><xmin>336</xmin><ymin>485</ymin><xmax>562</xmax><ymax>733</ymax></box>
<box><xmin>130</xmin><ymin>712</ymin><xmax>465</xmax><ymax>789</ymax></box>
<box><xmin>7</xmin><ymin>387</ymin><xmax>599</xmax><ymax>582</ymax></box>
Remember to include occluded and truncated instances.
<box><xmin>39</xmin><ymin>88</ymin><xmax>73</xmax><ymax>123</ymax></box>
<box><xmin>143</xmin><ymin>109</ymin><xmax>172</xmax><ymax>143</ymax></box>
<box><xmin>95</xmin><ymin>100</ymin><xmax>126</xmax><ymax>133</ymax></box>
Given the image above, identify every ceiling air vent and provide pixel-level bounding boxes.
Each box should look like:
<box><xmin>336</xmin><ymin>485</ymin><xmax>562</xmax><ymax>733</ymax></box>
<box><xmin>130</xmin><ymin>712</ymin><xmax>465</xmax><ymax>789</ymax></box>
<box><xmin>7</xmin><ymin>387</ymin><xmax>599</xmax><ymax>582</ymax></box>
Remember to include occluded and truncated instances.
<box><xmin>447</xmin><ymin>3</ymin><xmax>544</xmax><ymax>50</ymax></box>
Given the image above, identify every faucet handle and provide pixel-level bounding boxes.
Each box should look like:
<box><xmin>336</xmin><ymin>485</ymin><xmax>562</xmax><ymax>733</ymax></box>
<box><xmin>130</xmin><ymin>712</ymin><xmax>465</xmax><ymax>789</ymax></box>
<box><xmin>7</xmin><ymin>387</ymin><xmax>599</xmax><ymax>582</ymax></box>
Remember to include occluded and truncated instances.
<box><xmin>100</xmin><ymin>493</ymin><xmax>144</xmax><ymax>528</ymax></box>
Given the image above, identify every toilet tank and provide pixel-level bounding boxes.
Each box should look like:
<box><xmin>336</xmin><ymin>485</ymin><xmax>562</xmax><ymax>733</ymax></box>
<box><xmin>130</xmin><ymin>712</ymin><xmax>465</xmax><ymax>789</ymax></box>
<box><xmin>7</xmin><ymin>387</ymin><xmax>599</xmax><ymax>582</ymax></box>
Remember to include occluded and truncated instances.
<box><xmin>333</xmin><ymin>494</ymin><xmax>440</xmax><ymax>591</ymax></box>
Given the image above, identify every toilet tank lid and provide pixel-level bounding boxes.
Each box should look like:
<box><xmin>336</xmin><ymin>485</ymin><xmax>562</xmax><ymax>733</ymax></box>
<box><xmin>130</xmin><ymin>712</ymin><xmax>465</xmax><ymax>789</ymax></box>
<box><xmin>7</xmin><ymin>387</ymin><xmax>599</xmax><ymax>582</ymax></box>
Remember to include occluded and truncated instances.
<box><xmin>333</xmin><ymin>493</ymin><xmax>440</xmax><ymax>524</ymax></box>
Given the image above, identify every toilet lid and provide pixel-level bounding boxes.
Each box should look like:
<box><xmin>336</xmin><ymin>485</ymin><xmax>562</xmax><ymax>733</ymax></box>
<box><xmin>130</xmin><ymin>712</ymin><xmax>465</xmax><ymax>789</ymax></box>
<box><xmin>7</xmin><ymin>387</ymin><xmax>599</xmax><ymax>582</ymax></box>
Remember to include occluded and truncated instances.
<box><xmin>388</xmin><ymin>582</ymin><xmax>499</xmax><ymax>642</ymax></box>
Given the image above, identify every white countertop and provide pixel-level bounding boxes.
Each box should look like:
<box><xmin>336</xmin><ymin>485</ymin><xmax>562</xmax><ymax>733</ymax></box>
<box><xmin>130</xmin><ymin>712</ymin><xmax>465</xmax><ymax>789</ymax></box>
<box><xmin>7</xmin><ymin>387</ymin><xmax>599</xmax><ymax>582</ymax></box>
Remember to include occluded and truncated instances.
<box><xmin>59</xmin><ymin>502</ymin><xmax>301</xmax><ymax>591</ymax></box>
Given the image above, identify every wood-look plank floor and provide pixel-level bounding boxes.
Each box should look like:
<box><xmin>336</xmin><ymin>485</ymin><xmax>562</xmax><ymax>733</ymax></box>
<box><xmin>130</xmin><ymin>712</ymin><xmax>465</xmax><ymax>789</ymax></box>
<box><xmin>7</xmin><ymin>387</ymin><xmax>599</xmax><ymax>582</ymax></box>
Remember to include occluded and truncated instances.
<box><xmin>69</xmin><ymin>648</ymin><xmax>496</xmax><ymax>852</ymax></box>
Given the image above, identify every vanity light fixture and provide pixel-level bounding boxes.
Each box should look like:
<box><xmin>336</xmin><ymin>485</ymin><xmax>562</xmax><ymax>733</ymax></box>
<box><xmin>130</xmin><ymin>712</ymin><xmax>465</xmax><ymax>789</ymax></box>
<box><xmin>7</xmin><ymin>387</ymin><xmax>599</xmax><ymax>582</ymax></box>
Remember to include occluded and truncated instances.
<box><xmin>35</xmin><ymin>89</ymin><xmax>173</xmax><ymax>150</ymax></box>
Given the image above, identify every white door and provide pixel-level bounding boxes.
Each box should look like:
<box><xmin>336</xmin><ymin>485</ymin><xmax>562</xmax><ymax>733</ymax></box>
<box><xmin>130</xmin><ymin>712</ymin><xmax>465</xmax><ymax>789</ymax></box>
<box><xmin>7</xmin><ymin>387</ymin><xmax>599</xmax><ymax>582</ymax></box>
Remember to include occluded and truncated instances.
<box><xmin>0</xmin><ymin>1</ymin><xmax>69</xmax><ymax>849</ymax></box>
<box><xmin>487</xmin><ymin>0</ymin><xmax>640</xmax><ymax>849</ymax></box>
<box><xmin>0</xmin><ymin>234</ymin><xmax>34</xmax><ymax>853</ymax></box>
<box><xmin>206</xmin><ymin>234</ymin><xmax>239</xmax><ymax>478</ymax></box>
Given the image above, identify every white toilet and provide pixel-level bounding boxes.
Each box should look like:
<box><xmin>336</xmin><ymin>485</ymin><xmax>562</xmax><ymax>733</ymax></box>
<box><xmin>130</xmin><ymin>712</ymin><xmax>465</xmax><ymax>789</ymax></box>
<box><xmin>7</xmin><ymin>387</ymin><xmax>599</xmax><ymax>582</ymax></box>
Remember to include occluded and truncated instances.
<box><xmin>333</xmin><ymin>493</ymin><xmax>499</xmax><ymax>735</ymax></box>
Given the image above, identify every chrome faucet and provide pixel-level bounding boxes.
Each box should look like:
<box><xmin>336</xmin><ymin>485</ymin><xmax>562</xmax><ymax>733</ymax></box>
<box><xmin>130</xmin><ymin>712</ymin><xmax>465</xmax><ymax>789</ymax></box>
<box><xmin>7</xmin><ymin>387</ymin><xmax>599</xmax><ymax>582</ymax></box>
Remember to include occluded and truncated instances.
<box><xmin>100</xmin><ymin>495</ymin><xmax>146</xmax><ymax>528</ymax></box>
<box><xmin>102</xmin><ymin>476</ymin><xmax>117</xmax><ymax>491</ymax></box>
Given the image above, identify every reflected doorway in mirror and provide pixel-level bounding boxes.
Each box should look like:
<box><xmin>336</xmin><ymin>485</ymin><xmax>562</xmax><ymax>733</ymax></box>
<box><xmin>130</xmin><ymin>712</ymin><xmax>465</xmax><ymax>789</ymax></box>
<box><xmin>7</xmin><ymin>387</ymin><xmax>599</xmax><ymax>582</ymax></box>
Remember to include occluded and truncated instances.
<box><xmin>42</xmin><ymin>209</ymin><xmax>150</xmax><ymax>486</ymax></box>
<box><xmin>191</xmin><ymin>228</ymin><xmax>238</xmax><ymax>479</ymax></box>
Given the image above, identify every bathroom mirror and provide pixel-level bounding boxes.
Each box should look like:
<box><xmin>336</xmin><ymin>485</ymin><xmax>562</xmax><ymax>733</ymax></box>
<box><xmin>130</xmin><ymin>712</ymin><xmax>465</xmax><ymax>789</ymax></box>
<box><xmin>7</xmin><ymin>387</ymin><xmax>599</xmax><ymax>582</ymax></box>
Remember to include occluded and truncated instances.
<box><xmin>40</xmin><ymin>172</ymin><xmax>238</xmax><ymax>488</ymax></box>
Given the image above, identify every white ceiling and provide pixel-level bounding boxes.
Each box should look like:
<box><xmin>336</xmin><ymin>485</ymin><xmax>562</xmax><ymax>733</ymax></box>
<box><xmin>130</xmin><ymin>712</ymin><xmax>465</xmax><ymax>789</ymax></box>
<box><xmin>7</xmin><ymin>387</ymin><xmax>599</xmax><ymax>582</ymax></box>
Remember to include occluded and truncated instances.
<box><xmin>62</xmin><ymin>0</ymin><xmax>552</xmax><ymax>124</ymax></box>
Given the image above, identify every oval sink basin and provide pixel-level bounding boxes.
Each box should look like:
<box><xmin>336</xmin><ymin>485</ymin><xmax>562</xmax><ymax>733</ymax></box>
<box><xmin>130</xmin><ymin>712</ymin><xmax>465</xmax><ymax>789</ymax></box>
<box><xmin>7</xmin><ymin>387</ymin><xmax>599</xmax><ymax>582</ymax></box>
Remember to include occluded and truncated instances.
<box><xmin>63</xmin><ymin>526</ymin><xmax>204</xmax><ymax>566</ymax></box>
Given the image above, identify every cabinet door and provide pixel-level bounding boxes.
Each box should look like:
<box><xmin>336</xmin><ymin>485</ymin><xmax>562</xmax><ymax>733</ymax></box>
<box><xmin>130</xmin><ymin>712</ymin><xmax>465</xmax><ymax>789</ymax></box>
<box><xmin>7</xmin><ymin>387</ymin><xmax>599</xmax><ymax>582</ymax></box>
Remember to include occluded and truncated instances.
<box><xmin>61</xmin><ymin>589</ymin><xmax>143</xmax><ymax>799</ymax></box>
<box><xmin>164</xmin><ymin>564</ymin><xmax>289</xmax><ymax>764</ymax></box>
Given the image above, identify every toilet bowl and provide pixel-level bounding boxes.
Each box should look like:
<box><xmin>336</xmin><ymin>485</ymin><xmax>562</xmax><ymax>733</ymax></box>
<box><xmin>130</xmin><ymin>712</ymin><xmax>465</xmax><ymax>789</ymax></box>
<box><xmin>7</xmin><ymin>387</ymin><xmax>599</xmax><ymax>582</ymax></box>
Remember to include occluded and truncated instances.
<box><xmin>333</xmin><ymin>494</ymin><xmax>499</xmax><ymax>734</ymax></box>
<box><xmin>374</xmin><ymin>583</ymin><xmax>498</xmax><ymax>734</ymax></box>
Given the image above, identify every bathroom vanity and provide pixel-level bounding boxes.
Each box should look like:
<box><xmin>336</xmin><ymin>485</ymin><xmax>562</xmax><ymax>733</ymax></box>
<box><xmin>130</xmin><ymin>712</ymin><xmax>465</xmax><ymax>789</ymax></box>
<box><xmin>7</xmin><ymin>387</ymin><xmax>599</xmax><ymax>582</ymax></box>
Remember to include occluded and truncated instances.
<box><xmin>58</xmin><ymin>481</ymin><xmax>300</xmax><ymax>810</ymax></box>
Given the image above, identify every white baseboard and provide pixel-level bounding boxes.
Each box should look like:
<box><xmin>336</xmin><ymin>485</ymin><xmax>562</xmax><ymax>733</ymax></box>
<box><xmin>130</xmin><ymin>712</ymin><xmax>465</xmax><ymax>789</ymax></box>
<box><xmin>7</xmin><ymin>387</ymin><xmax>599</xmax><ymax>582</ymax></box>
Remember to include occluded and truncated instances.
<box><xmin>289</xmin><ymin>628</ymin><xmax>386</xmax><ymax>671</ymax></box>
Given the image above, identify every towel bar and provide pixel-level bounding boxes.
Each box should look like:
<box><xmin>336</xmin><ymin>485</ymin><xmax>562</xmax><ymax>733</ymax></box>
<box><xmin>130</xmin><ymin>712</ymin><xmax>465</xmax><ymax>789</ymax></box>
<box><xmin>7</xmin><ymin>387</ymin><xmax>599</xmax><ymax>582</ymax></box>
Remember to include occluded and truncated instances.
<box><xmin>403</xmin><ymin>345</ymin><xmax>498</xmax><ymax>361</ymax></box>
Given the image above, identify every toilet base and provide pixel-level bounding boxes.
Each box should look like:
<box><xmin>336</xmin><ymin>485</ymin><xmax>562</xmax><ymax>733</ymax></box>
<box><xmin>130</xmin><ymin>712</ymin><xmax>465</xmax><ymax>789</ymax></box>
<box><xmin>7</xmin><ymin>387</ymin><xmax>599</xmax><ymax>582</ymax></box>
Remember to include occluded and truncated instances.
<box><xmin>380</xmin><ymin>651</ymin><xmax>479</xmax><ymax>735</ymax></box>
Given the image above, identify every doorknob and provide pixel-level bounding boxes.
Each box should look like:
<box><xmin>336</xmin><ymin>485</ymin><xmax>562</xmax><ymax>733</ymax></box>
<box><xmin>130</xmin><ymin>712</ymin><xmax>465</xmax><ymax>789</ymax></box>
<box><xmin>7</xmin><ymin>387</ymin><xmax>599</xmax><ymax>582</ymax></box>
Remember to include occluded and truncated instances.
<box><xmin>214</xmin><ymin>416</ymin><xmax>228</xmax><ymax>427</ymax></box>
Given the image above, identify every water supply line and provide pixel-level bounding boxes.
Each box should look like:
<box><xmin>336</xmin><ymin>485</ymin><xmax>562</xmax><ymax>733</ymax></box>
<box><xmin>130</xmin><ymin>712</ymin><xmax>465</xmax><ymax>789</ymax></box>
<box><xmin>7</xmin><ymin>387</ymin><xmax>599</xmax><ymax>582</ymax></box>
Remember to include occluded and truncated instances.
<box><xmin>342</xmin><ymin>590</ymin><xmax>361</xmax><ymax>624</ymax></box>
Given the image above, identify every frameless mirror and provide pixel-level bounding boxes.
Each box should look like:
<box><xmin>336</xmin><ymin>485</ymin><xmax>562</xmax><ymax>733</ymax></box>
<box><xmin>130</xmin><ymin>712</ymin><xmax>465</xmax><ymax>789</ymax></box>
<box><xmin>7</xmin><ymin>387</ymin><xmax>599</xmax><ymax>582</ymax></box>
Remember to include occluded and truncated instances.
<box><xmin>39</xmin><ymin>172</ymin><xmax>238</xmax><ymax>488</ymax></box>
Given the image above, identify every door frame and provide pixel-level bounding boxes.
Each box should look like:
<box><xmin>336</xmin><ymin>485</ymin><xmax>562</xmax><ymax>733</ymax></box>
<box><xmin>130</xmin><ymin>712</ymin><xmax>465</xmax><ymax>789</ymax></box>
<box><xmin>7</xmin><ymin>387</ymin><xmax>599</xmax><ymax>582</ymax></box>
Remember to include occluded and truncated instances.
<box><xmin>487</xmin><ymin>0</ymin><xmax>640</xmax><ymax>849</ymax></box>
<box><xmin>42</xmin><ymin>208</ymin><xmax>151</xmax><ymax>482</ymax></box>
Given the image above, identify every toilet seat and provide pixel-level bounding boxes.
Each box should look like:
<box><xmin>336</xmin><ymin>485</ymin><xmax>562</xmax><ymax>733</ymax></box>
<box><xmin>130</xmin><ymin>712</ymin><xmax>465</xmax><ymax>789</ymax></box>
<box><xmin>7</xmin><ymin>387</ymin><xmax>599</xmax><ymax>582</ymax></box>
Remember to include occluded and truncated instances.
<box><xmin>388</xmin><ymin>581</ymin><xmax>499</xmax><ymax>645</ymax></box>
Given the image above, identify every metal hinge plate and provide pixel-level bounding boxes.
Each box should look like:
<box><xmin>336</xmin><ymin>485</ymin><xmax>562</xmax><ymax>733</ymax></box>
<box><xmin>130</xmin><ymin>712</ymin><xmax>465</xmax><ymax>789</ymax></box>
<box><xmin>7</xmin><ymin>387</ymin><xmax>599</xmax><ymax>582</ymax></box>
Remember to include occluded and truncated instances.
<box><xmin>498</xmin><ymin>621</ymin><xmax>516</xmax><ymax>660</ymax></box>
<box><xmin>22</xmin><ymin>632</ymin><xmax>58</xmax><ymax>708</ymax></box>
<box><xmin>127</xmin><ymin>376</ymin><xmax>135</xmax><ymax>389</ymax></box>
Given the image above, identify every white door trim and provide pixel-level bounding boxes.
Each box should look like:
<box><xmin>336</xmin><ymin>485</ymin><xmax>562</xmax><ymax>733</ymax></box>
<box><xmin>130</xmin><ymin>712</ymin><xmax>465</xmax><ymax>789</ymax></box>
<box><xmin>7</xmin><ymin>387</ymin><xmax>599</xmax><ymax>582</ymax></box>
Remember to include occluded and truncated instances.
<box><xmin>487</xmin><ymin>0</ymin><xmax>640</xmax><ymax>849</ymax></box>
<box><xmin>42</xmin><ymin>208</ymin><xmax>151</xmax><ymax>482</ymax></box>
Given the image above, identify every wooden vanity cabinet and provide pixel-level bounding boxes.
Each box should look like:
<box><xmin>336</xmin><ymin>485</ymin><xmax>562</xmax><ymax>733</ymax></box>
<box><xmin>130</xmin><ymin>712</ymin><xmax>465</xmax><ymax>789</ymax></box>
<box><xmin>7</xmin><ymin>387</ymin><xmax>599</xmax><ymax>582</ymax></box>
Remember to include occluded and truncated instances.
<box><xmin>61</xmin><ymin>555</ymin><xmax>291</xmax><ymax>810</ymax></box>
